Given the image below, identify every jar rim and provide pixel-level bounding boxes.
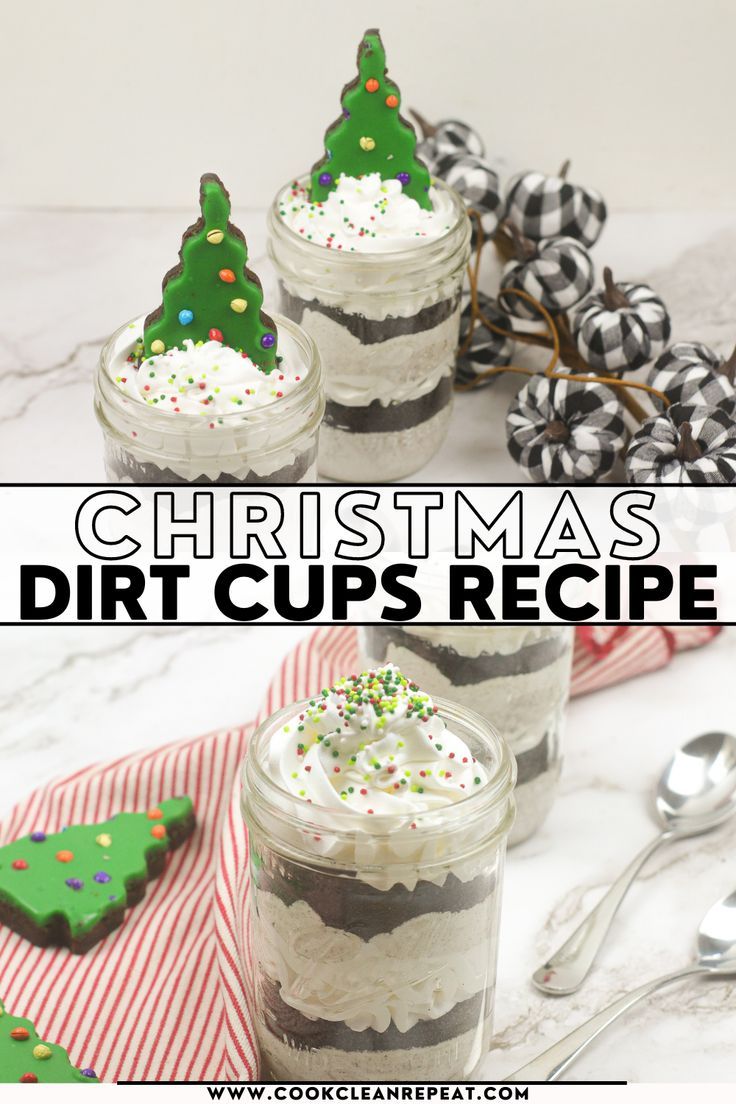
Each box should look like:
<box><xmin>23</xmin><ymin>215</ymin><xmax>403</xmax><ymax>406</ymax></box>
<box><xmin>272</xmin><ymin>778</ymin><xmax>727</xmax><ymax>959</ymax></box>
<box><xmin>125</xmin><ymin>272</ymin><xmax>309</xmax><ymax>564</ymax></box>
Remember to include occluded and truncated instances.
<box><xmin>96</xmin><ymin>312</ymin><xmax>322</xmax><ymax>435</ymax></box>
<box><xmin>242</xmin><ymin>694</ymin><xmax>516</xmax><ymax>849</ymax></box>
<box><xmin>268</xmin><ymin>175</ymin><xmax>470</xmax><ymax>268</ymax></box>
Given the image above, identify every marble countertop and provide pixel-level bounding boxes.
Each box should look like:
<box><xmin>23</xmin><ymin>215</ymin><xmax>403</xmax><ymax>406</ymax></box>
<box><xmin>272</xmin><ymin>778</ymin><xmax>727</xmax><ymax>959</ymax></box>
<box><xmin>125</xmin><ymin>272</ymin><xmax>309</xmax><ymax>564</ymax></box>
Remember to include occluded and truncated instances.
<box><xmin>0</xmin><ymin>622</ymin><xmax>733</xmax><ymax>1082</ymax></box>
<box><xmin>2</xmin><ymin>207</ymin><xmax>736</xmax><ymax>482</ymax></box>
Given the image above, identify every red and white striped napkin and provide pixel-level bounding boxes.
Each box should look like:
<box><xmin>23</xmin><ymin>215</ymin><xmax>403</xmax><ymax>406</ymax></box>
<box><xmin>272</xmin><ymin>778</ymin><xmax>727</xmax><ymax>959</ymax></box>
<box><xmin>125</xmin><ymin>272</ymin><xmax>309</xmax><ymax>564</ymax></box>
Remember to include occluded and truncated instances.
<box><xmin>0</xmin><ymin>625</ymin><xmax>720</xmax><ymax>1082</ymax></box>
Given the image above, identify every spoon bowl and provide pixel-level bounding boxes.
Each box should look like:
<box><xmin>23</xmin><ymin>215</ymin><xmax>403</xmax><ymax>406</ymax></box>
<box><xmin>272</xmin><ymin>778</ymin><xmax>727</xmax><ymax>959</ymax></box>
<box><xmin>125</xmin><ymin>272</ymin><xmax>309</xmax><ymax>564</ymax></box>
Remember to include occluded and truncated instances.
<box><xmin>697</xmin><ymin>887</ymin><xmax>736</xmax><ymax>970</ymax></box>
<box><xmin>656</xmin><ymin>731</ymin><xmax>736</xmax><ymax>835</ymax></box>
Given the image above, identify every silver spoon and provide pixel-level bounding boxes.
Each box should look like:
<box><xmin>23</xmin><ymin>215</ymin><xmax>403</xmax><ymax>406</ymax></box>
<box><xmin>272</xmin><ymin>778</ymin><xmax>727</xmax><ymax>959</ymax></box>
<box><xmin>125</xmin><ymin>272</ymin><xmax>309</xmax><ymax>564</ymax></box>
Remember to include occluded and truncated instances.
<box><xmin>511</xmin><ymin>886</ymin><xmax>736</xmax><ymax>1081</ymax></box>
<box><xmin>534</xmin><ymin>731</ymin><xmax>736</xmax><ymax>996</ymax></box>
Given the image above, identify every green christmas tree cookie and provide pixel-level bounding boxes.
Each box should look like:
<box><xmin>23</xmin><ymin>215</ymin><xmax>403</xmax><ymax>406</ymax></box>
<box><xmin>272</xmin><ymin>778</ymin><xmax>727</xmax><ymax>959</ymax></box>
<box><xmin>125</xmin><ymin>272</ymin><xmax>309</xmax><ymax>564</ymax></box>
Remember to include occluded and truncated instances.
<box><xmin>0</xmin><ymin>999</ymin><xmax>98</xmax><ymax>1083</ymax></box>
<box><xmin>143</xmin><ymin>173</ymin><xmax>278</xmax><ymax>370</ymax></box>
<box><xmin>310</xmin><ymin>28</ymin><xmax>432</xmax><ymax>209</ymax></box>
<box><xmin>0</xmin><ymin>796</ymin><xmax>195</xmax><ymax>954</ymax></box>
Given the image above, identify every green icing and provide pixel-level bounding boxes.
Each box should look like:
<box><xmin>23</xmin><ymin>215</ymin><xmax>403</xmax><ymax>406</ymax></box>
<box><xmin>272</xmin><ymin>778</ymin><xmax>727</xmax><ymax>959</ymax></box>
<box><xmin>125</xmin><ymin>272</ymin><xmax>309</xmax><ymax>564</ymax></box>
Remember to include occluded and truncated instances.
<box><xmin>143</xmin><ymin>173</ymin><xmax>278</xmax><ymax>369</ymax></box>
<box><xmin>310</xmin><ymin>28</ymin><xmax>432</xmax><ymax>210</ymax></box>
<box><xmin>0</xmin><ymin>999</ymin><xmax>97</xmax><ymax>1083</ymax></box>
<box><xmin>0</xmin><ymin>797</ymin><xmax>193</xmax><ymax>938</ymax></box>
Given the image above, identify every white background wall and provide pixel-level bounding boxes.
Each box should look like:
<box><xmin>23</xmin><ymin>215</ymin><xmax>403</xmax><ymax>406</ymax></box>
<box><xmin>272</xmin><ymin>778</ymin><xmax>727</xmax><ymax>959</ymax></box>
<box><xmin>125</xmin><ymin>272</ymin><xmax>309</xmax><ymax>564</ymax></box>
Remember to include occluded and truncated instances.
<box><xmin>2</xmin><ymin>0</ymin><xmax>735</xmax><ymax>212</ymax></box>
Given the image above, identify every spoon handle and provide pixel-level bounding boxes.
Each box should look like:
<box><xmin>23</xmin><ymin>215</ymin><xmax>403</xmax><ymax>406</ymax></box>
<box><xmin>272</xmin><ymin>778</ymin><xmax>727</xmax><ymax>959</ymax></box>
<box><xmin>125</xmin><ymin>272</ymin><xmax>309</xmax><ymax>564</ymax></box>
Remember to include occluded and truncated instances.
<box><xmin>533</xmin><ymin>831</ymin><xmax>669</xmax><ymax>995</ymax></box>
<box><xmin>509</xmin><ymin>964</ymin><xmax>703</xmax><ymax>1082</ymax></box>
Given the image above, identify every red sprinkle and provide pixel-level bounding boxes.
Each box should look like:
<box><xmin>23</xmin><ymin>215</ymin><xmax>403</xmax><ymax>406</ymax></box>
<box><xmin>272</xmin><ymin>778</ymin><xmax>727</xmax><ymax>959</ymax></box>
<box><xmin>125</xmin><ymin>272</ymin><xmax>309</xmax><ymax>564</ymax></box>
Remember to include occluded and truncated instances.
<box><xmin>11</xmin><ymin>1028</ymin><xmax>30</xmax><ymax>1041</ymax></box>
<box><xmin>360</xmin><ymin>788</ymin><xmax>368</xmax><ymax>796</ymax></box>
<box><xmin>19</xmin><ymin>1074</ymin><xmax>38</xmax><ymax>1083</ymax></box>
<box><xmin>150</xmin><ymin>825</ymin><xmax>166</xmax><ymax>840</ymax></box>
<box><xmin>11</xmin><ymin>859</ymin><xmax>28</xmax><ymax>871</ymax></box>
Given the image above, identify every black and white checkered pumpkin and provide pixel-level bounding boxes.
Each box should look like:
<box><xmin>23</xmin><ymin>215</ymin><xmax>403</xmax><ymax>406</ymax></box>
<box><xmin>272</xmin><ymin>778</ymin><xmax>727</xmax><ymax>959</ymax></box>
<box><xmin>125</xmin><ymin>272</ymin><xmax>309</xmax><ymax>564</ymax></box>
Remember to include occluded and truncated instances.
<box><xmin>457</xmin><ymin>293</ymin><xmax>513</xmax><ymax>387</ymax></box>
<box><xmin>432</xmin><ymin>152</ymin><xmax>503</xmax><ymax>235</ymax></box>
<box><xmin>506</xmin><ymin>374</ymin><xmax>627</xmax><ymax>483</ymax></box>
<box><xmin>500</xmin><ymin>233</ymin><xmax>595</xmax><ymax>320</ymax></box>
<box><xmin>625</xmin><ymin>403</ymin><xmax>736</xmax><ymax>484</ymax></box>
<box><xmin>572</xmin><ymin>268</ymin><xmax>672</xmax><ymax>374</ymax></box>
<box><xmin>504</xmin><ymin>163</ymin><xmax>607</xmax><ymax>248</ymax></box>
<box><xmin>646</xmin><ymin>342</ymin><xmax>736</xmax><ymax>415</ymax></box>
<box><xmin>415</xmin><ymin>117</ymin><xmax>485</xmax><ymax>164</ymax></box>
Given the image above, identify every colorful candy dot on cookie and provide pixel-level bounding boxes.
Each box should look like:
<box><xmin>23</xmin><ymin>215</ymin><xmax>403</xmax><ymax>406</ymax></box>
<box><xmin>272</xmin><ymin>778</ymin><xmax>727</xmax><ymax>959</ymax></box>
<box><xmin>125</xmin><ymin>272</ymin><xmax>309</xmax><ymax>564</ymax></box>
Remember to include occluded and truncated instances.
<box><xmin>499</xmin><ymin>225</ymin><xmax>595</xmax><ymax>320</ymax></box>
<box><xmin>230</xmin><ymin>298</ymin><xmax>247</xmax><ymax>313</ymax></box>
<box><xmin>11</xmin><ymin>859</ymin><xmax>28</xmax><ymax>870</ymax></box>
<box><xmin>504</xmin><ymin>160</ymin><xmax>607</xmax><ymax>248</ymax></box>
<box><xmin>506</xmin><ymin>374</ymin><xmax>627</xmax><ymax>483</ymax></box>
<box><xmin>310</xmin><ymin>29</ymin><xmax>432</xmax><ymax>209</ymax></box>
<box><xmin>143</xmin><ymin>174</ymin><xmax>278</xmax><ymax>371</ymax></box>
<box><xmin>150</xmin><ymin>339</ymin><xmax>166</xmax><ymax>355</ymax></box>
<box><xmin>30</xmin><ymin>832</ymin><xmax>46</xmax><ymax>843</ymax></box>
<box><xmin>0</xmin><ymin>798</ymin><xmax>195</xmax><ymax>955</ymax></box>
<box><xmin>55</xmin><ymin>850</ymin><xmax>74</xmax><ymax>863</ymax></box>
<box><xmin>625</xmin><ymin>402</ymin><xmax>736</xmax><ymax>484</ymax></box>
<box><xmin>178</xmin><ymin>309</ymin><xmax>194</xmax><ymax>326</ymax></box>
<box><xmin>33</xmin><ymin>1045</ymin><xmax>52</xmax><ymax>1060</ymax></box>
<box><xmin>572</xmin><ymin>267</ymin><xmax>672</xmax><ymax>374</ymax></box>
<box><xmin>147</xmin><ymin>807</ymin><xmax>163</xmax><ymax>820</ymax></box>
<box><xmin>81</xmin><ymin>1070</ymin><xmax>97</xmax><ymax>1079</ymax></box>
<box><xmin>19</xmin><ymin>1073</ymin><xmax>38</xmax><ymax>1082</ymax></box>
<box><xmin>11</xmin><ymin>1028</ymin><xmax>30</xmax><ymax>1040</ymax></box>
<box><xmin>646</xmin><ymin>342</ymin><xmax>736</xmax><ymax>415</ymax></box>
<box><xmin>261</xmin><ymin>333</ymin><xmax>276</xmax><ymax>350</ymax></box>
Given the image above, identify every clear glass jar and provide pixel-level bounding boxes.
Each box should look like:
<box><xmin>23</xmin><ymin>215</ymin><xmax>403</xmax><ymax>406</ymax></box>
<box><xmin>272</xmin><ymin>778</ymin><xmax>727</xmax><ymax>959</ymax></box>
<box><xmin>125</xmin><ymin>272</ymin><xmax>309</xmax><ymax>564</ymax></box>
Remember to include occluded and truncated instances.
<box><xmin>360</xmin><ymin>627</ymin><xmax>573</xmax><ymax>845</ymax></box>
<box><xmin>267</xmin><ymin>179</ymin><xmax>471</xmax><ymax>482</ymax></box>
<box><xmin>242</xmin><ymin>696</ymin><xmax>516</xmax><ymax>1082</ymax></box>
<box><xmin>94</xmin><ymin>314</ymin><xmax>323</xmax><ymax>484</ymax></box>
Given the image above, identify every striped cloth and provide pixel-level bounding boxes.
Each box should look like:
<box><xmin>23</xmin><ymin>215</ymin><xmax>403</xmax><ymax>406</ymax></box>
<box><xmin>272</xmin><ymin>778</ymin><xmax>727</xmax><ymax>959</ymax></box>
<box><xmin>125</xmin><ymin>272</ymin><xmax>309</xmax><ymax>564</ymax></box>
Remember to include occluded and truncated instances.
<box><xmin>0</xmin><ymin>625</ymin><xmax>720</xmax><ymax>1082</ymax></box>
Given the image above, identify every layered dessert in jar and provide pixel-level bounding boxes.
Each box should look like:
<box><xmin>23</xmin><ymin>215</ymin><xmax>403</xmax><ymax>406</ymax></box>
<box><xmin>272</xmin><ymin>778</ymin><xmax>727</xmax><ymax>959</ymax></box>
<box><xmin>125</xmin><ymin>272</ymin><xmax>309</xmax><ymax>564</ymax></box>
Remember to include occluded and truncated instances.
<box><xmin>242</xmin><ymin>665</ymin><xmax>516</xmax><ymax>1081</ymax></box>
<box><xmin>95</xmin><ymin>173</ymin><xmax>323</xmax><ymax>483</ymax></box>
<box><xmin>360</xmin><ymin>627</ymin><xmax>573</xmax><ymax>845</ymax></box>
<box><xmin>268</xmin><ymin>29</ymin><xmax>471</xmax><ymax>482</ymax></box>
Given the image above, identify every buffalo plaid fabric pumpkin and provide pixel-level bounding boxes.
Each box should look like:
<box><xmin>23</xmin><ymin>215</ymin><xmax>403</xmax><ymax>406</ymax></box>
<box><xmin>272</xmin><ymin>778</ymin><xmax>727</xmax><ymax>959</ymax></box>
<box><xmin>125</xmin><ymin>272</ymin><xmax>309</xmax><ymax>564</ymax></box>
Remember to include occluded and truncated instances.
<box><xmin>457</xmin><ymin>293</ymin><xmax>513</xmax><ymax>387</ymax></box>
<box><xmin>500</xmin><ymin>235</ymin><xmax>595</xmax><ymax>320</ymax></box>
<box><xmin>505</xmin><ymin>164</ymin><xmax>607</xmax><ymax>248</ymax></box>
<box><xmin>647</xmin><ymin>342</ymin><xmax>736</xmax><ymax>415</ymax></box>
<box><xmin>506</xmin><ymin>374</ymin><xmax>627</xmax><ymax>483</ymax></box>
<box><xmin>625</xmin><ymin>403</ymin><xmax>736</xmax><ymax>484</ymax></box>
<box><xmin>572</xmin><ymin>268</ymin><xmax>672</xmax><ymax>374</ymax></box>
<box><xmin>416</xmin><ymin>118</ymin><xmax>485</xmax><ymax>163</ymax></box>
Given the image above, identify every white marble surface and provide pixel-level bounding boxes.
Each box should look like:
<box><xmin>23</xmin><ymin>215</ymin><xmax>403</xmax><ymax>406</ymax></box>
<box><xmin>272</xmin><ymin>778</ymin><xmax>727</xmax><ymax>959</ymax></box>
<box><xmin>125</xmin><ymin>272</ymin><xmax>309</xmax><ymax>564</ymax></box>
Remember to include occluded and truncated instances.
<box><xmin>0</xmin><ymin>623</ymin><xmax>733</xmax><ymax>1082</ymax></box>
<box><xmin>2</xmin><ymin>207</ymin><xmax>736</xmax><ymax>483</ymax></box>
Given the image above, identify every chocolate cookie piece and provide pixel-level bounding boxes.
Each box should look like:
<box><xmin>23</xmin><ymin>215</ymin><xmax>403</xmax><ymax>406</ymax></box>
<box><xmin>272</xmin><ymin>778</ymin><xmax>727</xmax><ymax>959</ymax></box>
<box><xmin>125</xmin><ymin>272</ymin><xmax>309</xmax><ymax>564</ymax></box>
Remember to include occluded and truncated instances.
<box><xmin>259</xmin><ymin>976</ymin><xmax>494</xmax><ymax>1053</ymax></box>
<box><xmin>0</xmin><ymin>797</ymin><xmax>195</xmax><ymax>955</ymax></box>
<box><xmin>278</xmin><ymin>282</ymin><xmax>459</xmax><ymax>345</ymax></box>
<box><xmin>105</xmin><ymin>443</ymin><xmax>317</xmax><ymax>484</ymax></box>
<box><xmin>0</xmin><ymin>998</ymin><xmax>98</xmax><ymax>1083</ymax></box>
<box><xmin>324</xmin><ymin>375</ymin><xmax>454</xmax><ymax>435</ymax></box>
<box><xmin>361</xmin><ymin>626</ymin><xmax>569</xmax><ymax>684</ymax></box>
<box><xmin>254</xmin><ymin>848</ymin><xmax>495</xmax><ymax>941</ymax></box>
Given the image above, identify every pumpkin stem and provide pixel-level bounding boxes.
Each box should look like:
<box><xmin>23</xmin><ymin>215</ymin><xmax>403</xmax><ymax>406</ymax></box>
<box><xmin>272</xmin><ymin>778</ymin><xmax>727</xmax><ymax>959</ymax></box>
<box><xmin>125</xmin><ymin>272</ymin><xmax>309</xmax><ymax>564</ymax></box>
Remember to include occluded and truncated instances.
<box><xmin>674</xmin><ymin>421</ymin><xmax>703</xmax><ymax>462</ymax></box>
<box><xmin>545</xmin><ymin>419</ymin><xmax>570</xmax><ymax>443</ymax></box>
<box><xmin>558</xmin><ymin>159</ymin><xmax>571</xmax><ymax>180</ymax></box>
<box><xmin>505</xmin><ymin>220</ymin><xmax>537</xmax><ymax>262</ymax></box>
<box><xmin>409</xmin><ymin>109</ymin><xmax>437</xmax><ymax>139</ymax></box>
<box><xmin>719</xmin><ymin>344</ymin><xmax>736</xmax><ymax>385</ymax></box>
<box><xmin>602</xmin><ymin>266</ymin><xmax>630</xmax><ymax>311</ymax></box>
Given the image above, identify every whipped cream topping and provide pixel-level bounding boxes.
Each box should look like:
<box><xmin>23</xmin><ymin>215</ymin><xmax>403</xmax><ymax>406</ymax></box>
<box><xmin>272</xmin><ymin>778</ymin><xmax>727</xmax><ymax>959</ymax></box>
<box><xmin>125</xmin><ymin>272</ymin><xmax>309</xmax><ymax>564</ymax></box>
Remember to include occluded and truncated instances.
<box><xmin>276</xmin><ymin>174</ymin><xmax>454</xmax><ymax>253</ymax></box>
<box><xmin>108</xmin><ymin>321</ymin><xmax>306</xmax><ymax>423</ymax></box>
<box><xmin>268</xmin><ymin>665</ymin><xmax>488</xmax><ymax>816</ymax></box>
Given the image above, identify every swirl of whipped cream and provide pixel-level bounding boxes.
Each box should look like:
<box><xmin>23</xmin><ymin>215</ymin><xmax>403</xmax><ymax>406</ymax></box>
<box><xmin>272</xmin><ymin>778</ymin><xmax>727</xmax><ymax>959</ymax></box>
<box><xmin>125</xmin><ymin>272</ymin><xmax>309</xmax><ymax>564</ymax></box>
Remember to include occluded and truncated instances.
<box><xmin>268</xmin><ymin>665</ymin><xmax>488</xmax><ymax>816</ymax></box>
<box><xmin>276</xmin><ymin>174</ymin><xmax>454</xmax><ymax>253</ymax></box>
<box><xmin>108</xmin><ymin>327</ymin><xmax>305</xmax><ymax>421</ymax></box>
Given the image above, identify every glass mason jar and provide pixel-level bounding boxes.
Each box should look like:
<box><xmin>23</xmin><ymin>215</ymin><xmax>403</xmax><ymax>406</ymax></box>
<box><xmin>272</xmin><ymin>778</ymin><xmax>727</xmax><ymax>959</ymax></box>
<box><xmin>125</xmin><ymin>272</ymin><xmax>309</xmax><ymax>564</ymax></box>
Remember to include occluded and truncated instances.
<box><xmin>267</xmin><ymin>179</ymin><xmax>471</xmax><ymax>483</ymax></box>
<box><xmin>242</xmin><ymin>697</ymin><xmax>516</xmax><ymax>1082</ymax></box>
<box><xmin>359</xmin><ymin>626</ymin><xmax>574</xmax><ymax>846</ymax></box>
<box><xmin>94</xmin><ymin>314</ymin><xmax>323</xmax><ymax>484</ymax></box>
